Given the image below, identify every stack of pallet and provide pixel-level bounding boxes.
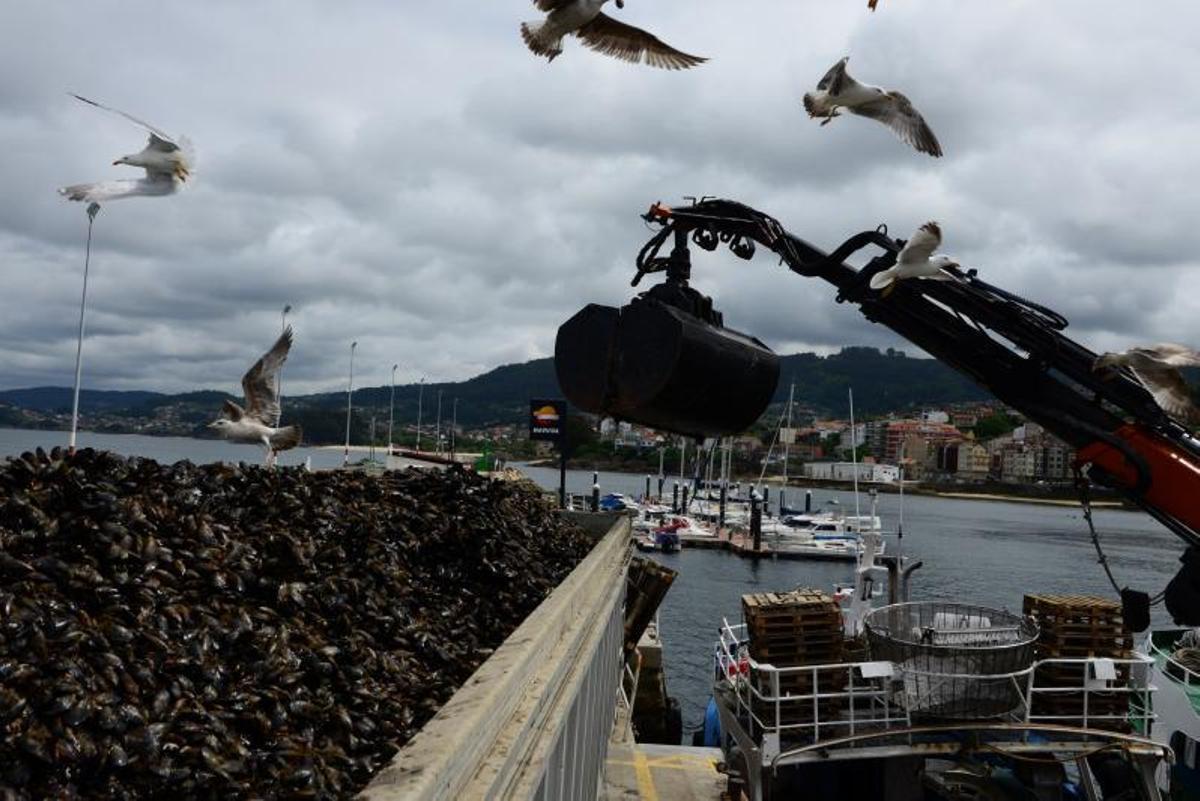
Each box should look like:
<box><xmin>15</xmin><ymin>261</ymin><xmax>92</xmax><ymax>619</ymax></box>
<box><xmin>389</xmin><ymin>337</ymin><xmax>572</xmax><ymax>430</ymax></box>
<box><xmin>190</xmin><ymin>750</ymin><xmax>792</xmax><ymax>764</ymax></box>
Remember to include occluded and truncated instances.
<box><xmin>1023</xmin><ymin>594</ymin><xmax>1134</xmax><ymax>731</ymax></box>
<box><xmin>742</xmin><ymin>590</ymin><xmax>845</xmax><ymax>723</ymax></box>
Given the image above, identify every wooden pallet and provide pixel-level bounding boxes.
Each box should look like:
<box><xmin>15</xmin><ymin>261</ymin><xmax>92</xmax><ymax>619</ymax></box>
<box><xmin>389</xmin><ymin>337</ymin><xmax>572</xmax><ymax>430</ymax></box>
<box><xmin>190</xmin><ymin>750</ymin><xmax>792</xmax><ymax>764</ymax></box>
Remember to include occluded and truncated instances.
<box><xmin>1023</xmin><ymin>594</ymin><xmax>1130</xmax><ymax>655</ymax></box>
<box><xmin>747</xmin><ymin>650</ymin><xmax>844</xmax><ymax>668</ymax></box>
<box><xmin>767</xmin><ymin>673</ymin><xmax>846</xmax><ymax>691</ymax></box>
<box><xmin>749</xmin><ymin>632</ymin><xmax>843</xmax><ymax>649</ymax></box>
<box><xmin>744</xmin><ymin>591</ymin><xmax>840</xmax><ymax>616</ymax></box>
<box><xmin>743</xmin><ymin>589</ymin><xmax>845</xmax><ymax>674</ymax></box>
<box><xmin>1024</xmin><ymin>595</ymin><xmax>1124</xmax><ymax>627</ymax></box>
<box><xmin>1024</xmin><ymin>594</ymin><xmax>1123</xmax><ymax>615</ymax></box>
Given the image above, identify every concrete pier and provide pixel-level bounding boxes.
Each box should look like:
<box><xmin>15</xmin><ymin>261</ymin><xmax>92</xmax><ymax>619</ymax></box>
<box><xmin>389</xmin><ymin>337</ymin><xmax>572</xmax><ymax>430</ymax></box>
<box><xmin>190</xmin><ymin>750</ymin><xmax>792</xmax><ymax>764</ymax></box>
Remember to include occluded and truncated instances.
<box><xmin>602</xmin><ymin>743</ymin><xmax>724</xmax><ymax>800</ymax></box>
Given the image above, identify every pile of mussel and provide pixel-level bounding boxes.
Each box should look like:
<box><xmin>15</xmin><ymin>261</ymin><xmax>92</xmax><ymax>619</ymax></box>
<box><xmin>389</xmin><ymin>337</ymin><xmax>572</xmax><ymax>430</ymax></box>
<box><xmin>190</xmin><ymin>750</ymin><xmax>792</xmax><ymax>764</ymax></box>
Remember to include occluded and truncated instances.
<box><xmin>0</xmin><ymin>448</ymin><xmax>593</xmax><ymax>799</ymax></box>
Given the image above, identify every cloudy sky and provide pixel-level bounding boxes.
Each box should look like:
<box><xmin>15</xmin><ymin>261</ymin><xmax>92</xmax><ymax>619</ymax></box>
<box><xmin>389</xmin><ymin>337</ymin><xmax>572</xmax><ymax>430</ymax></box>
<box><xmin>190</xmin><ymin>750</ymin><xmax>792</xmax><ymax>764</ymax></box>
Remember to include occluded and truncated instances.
<box><xmin>1</xmin><ymin>0</ymin><xmax>1198</xmax><ymax>395</ymax></box>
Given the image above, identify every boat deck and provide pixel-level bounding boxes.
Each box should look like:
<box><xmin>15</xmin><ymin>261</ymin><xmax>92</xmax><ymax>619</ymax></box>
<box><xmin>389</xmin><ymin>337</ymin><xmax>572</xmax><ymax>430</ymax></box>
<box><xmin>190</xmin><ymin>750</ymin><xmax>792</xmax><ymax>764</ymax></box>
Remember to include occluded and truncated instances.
<box><xmin>602</xmin><ymin>743</ymin><xmax>724</xmax><ymax>801</ymax></box>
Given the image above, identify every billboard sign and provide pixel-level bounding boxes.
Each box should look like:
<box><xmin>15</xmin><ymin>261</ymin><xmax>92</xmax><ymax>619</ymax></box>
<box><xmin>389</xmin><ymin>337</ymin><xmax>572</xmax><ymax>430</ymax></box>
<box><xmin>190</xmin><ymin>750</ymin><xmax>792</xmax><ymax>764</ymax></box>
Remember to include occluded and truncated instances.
<box><xmin>530</xmin><ymin>399</ymin><xmax>566</xmax><ymax>442</ymax></box>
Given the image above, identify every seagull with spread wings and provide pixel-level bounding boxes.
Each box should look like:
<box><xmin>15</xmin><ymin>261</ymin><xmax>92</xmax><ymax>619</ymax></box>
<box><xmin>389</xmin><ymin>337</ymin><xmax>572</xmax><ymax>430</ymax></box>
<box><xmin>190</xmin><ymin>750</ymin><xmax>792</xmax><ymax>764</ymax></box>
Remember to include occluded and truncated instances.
<box><xmin>209</xmin><ymin>327</ymin><xmax>303</xmax><ymax>466</ymax></box>
<box><xmin>803</xmin><ymin>57</ymin><xmax>942</xmax><ymax>157</ymax></box>
<box><xmin>869</xmin><ymin>222</ymin><xmax>961</xmax><ymax>296</ymax></box>
<box><xmin>521</xmin><ymin>0</ymin><xmax>706</xmax><ymax>69</ymax></box>
<box><xmin>1094</xmin><ymin>344</ymin><xmax>1200</xmax><ymax>425</ymax></box>
<box><xmin>59</xmin><ymin>93</ymin><xmax>195</xmax><ymax>204</ymax></box>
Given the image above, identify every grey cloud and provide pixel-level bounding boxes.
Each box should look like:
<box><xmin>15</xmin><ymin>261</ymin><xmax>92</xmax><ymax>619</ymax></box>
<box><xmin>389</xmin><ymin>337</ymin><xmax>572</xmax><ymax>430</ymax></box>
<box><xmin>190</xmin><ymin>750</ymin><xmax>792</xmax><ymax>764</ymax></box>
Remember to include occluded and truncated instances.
<box><xmin>1</xmin><ymin>0</ymin><xmax>1199</xmax><ymax>397</ymax></box>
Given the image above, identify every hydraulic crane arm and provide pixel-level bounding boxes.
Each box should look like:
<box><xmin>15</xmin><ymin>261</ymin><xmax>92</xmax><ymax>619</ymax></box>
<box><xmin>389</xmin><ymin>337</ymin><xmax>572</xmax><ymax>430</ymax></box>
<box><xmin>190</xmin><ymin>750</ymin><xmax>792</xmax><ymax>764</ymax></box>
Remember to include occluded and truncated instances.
<box><xmin>635</xmin><ymin>198</ymin><xmax>1200</xmax><ymax>551</ymax></box>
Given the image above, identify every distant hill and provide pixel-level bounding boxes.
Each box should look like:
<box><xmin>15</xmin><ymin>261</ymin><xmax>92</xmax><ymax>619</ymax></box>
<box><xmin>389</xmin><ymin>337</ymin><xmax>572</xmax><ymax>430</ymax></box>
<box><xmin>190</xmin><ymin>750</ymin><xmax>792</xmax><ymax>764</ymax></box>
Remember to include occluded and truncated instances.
<box><xmin>0</xmin><ymin>387</ymin><xmax>164</xmax><ymax>413</ymax></box>
<box><xmin>774</xmin><ymin>347</ymin><xmax>989</xmax><ymax>416</ymax></box>
<box><xmin>0</xmin><ymin>348</ymin><xmax>991</xmax><ymax>437</ymax></box>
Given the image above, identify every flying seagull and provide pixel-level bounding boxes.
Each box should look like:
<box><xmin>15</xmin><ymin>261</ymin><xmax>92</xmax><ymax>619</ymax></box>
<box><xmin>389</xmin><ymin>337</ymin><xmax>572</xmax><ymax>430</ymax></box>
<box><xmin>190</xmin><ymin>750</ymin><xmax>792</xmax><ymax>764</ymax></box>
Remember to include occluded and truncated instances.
<box><xmin>869</xmin><ymin>222</ymin><xmax>961</xmax><ymax>296</ymax></box>
<box><xmin>1094</xmin><ymin>344</ymin><xmax>1200</xmax><ymax>425</ymax></box>
<box><xmin>803</xmin><ymin>57</ymin><xmax>942</xmax><ymax>157</ymax></box>
<box><xmin>59</xmin><ymin>94</ymin><xmax>195</xmax><ymax>204</ymax></box>
<box><xmin>521</xmin><ymin>0</ymin><xmax>706</xmax><ymax>69</ymax></box>
<box><xmin>209</xmin><ymin>327</ymin><xmax>303</xmax><ymax>466</ymax></box>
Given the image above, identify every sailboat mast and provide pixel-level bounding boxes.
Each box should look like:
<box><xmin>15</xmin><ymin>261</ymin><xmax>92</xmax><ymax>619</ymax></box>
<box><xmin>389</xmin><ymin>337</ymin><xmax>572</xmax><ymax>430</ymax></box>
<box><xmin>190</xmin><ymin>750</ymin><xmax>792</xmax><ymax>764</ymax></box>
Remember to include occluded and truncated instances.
<box><xmin>677</xmin><ymin>437</ymin><xmax>683</xmax><ymax>482</ymax></box>
<box><xmin>849</xmin><ymin>388</ymin><xmax>861</xmax><ymax>523</ymax></box>
<box><xmin>782</xmin><ymin>381</ymin><xmax>794</xmax><ymax>483</ymax></box>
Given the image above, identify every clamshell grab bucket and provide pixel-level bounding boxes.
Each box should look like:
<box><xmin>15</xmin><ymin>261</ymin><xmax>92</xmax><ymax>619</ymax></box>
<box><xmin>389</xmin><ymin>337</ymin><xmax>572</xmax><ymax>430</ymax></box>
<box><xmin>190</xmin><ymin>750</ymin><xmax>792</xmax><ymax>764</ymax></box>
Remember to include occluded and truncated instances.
<box><xmin>555</xmin><ymin>297</ymin><xmax>780</xmax><ymax>438</ymax></box>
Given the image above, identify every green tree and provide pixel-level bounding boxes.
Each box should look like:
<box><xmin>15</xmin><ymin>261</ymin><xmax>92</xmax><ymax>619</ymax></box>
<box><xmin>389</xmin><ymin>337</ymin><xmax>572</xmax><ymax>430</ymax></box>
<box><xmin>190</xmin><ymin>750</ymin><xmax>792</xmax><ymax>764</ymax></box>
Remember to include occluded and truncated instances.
<box><xmin>973</xmin><ymin>412</ymin><xmax>1018</xmax><ymax>441</ymax></box>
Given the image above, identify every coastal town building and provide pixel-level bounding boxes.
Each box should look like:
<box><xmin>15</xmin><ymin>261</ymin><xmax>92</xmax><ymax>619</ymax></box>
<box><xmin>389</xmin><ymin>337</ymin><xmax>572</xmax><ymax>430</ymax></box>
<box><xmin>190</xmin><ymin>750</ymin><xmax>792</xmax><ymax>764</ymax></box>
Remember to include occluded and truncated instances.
<box><xmin>882</xmin><ymin>420</ymin><xmax>963</xmax><ymax>463</ymax></box>
<box><xmin>838</xmin><ymin>422</ymin><xmax>867</xmax><ymax>451</ymax></box>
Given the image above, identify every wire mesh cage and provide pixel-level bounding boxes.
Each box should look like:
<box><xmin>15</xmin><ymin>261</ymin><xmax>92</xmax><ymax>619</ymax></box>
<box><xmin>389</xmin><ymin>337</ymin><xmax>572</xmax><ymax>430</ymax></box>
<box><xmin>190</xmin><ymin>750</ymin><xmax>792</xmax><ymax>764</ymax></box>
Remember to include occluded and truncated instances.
<box><xmin>864</xmin><ymin>602</ymin><xmax>1040</xmax><ymax>721</ymax></box>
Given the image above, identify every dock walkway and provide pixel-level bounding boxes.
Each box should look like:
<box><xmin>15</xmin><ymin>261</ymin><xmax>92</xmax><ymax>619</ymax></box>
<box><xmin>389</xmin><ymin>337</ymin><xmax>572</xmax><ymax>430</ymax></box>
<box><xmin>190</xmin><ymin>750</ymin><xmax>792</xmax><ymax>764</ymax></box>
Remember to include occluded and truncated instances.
<box><xmin>602</xmin><ymin>743</ymin><xmax>724</xmax><ymax>800</ymax></box>
<box><xmin>671</xmin><ymin>527</ymin><xmax>856</xmax><ymax>561</ymax></box>
<box><xmin>603</xmin><ymin>662</ymin><xmax>724</xmax><ymax>801</ymax></box>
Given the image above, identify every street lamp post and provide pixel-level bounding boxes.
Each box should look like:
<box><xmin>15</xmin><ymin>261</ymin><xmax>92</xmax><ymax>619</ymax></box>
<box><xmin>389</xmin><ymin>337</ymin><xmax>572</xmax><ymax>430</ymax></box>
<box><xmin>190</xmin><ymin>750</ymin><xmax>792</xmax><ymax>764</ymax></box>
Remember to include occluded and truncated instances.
<box><xmin>388</xmin><ymin>363</ymin><xmax>398</xmax><ymax>456</ymax></box>
<box><xmin>451</xmin><ymin>398</ymin><xmax>458</xmax><ymax>461</ymax></box>
<box><xmin>343</xmin><ymin>341</ymin><xmax>357</xmax><ymax>466</ymax></box>
<box><xmin>68</xmin><ymin>202</ymin><xmax>101</xmax><ymax>455</ymax></box>
<box><xmin>435</xmin><ymin>389</ymin><xmax>443</xmax><ymax>454</ymax></box>
<box><xmin>416</xmin><ymin>377</ymin><xmax>425</xmax><ymax>452</ymax></box>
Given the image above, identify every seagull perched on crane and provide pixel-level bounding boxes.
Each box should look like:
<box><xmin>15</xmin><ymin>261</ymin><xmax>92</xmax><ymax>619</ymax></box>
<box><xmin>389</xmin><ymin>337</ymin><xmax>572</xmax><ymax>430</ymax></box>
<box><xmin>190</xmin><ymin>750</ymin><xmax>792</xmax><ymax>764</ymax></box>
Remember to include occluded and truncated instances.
<box><xmin>209</xmin><ymin>327</ymin><xmax>303</xmax><ymax>466</ymax></box>
<box><xmin>59</xmin><ymin>94</ymin><xmax>195</xmax><ymax>204</ymax></box>
<box><xmin>869</xmin><ymin>222</ymin><xmax>961</xmax><ymax>296</ymax></box>
<box><xmin>803</xmin><ymin>57</ymin><xmax>942</xmax><ymax>157</ymax></box>
<box><xmin>1094</xmin><ymin>344</ymin><xmax>1200</xmax><ymax>425</ymax></box>
<box><xmin>521</xmin><ymin>0</ymin><xmax>706</xmax><ymax>69</ymax></box>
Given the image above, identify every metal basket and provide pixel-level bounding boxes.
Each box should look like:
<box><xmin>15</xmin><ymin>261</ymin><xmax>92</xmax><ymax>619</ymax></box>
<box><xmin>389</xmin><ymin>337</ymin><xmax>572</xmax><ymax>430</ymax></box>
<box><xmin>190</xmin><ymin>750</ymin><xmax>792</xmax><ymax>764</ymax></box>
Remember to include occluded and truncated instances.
<box><xmin>864</xmin><ymin>602</ymin><xmax>1039</xmax><ymax>721</ymax></box>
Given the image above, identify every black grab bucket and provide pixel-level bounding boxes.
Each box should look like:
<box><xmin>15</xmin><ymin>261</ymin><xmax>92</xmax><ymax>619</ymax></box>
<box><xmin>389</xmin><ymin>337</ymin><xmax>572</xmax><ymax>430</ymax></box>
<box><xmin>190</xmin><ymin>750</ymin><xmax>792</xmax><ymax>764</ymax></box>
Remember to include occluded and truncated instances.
<box><xmin>555</xmin><ymin>290</ymin><xmax>779</xmax><ymax>439</ymax></box>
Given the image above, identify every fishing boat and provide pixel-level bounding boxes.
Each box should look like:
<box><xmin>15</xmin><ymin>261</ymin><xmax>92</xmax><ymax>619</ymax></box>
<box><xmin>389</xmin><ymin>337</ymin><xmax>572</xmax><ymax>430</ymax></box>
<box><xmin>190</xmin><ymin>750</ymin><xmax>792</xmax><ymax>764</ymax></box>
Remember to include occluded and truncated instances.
<box><xmin>1145</xmin><ymin>628</ymin><xmax>1200</xmax><ymax>797</ymax></box>
<box><xmin>702</xmin><ymin>532</ymin><xmax>1169</xmax><ymax>800</ymax></box>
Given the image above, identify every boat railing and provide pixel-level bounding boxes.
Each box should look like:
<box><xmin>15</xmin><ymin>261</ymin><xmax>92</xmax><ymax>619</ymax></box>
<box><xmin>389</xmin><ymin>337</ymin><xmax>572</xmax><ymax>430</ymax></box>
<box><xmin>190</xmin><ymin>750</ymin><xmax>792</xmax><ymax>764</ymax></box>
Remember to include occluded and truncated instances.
<box><xmin>717</xmin><ymin>620</ymin><xmax>912</xmax><ymax>748</ymax></box>
<box><xmin>1148</xmin><ymin>634</ymin><xmax>1200</xmax><ymax>691</ymax></box>
<box><xmin>716</xmin><ymin>619</ymin><xmax>1158</xmax><ymax>761</ymax></box>
<box><xmin>1025</xmin><ymin>655</ymin><xmax>1157</xmax><ymax>735</ymax></box>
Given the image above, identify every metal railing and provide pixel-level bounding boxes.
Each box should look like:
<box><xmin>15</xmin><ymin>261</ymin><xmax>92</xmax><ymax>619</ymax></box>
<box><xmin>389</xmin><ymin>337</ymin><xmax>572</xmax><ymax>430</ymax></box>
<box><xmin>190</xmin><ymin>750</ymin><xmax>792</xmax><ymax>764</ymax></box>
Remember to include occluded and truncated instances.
<box><xmin>1025</xmin><ymin>655</ymin><xmax>1156</xmax><ymax>734</ymax></box>
<box><xmin>717</xmin><ymin>621</ymin><xmax>911</xmax><ymax>750</ymax></box>
<box><xmin>716</xmin><ymin>618</ymin><xmax>1158</xmax><ymax>760</ymax></box>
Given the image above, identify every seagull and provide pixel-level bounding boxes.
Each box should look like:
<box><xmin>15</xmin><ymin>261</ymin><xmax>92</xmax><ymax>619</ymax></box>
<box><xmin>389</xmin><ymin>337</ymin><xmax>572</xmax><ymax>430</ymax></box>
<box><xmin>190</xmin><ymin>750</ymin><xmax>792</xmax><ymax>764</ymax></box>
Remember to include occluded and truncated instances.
<box><xmin>521</xmin><ymin>0</ymin><xmax>706</xmax><ymax>69</ymax></box>
<box><xmin>208</xmin><ymin>327</ymin><xmax>303</xmax><ymax>466</ymax></box>
<box><xmin>1093</xmin><ymin>344</ymin><xmax>1200</xmax><ymax>424</ymax></box>
<box><xmin>59</xmin><ymin>94</ymin><xmax>195</xmax><ymax>204</ymax></box>
<box><xmin>869</xmin><ymin>222</ymin><xmax>961</xmax><ymax>296</ymax></box>
<box><xmin>802</xmin><ymin>57</ymin><xmax>942</xmax><ymax>157</ymax></box>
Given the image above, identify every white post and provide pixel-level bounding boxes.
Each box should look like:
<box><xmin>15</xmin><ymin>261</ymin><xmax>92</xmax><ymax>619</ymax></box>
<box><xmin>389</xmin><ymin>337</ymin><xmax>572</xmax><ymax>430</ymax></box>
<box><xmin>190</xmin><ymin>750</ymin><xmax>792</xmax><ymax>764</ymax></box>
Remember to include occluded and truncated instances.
<box><xmin>897</xmin><ymin>439</ymin><xmax>905</xmax><ymax>560</ymax></box>
<box><xmin>435</xmin><ymin>389</ymin><xmax>443</xmax><ymax>454</ymax></box>
<box><xmin>451</xmin><ymin>397</ymin><xmax>458</xmax><ymax>460</ymax></box>
<box><xmin>343</xmin><ymin>341</ymin><xmax>357</xmax><ymax>466</ymax></box>
<box><xmin>68</xmin><ymin>203</ymin><xmax>101</xmax><ymax>453</ymax></box>
<box><xmin>416</xmin><ymin>377</ymin><xmax>425</xmax><ymax>452</ymax></box>
<box><xmin>849</xmin><ymin>388</ymin><xmax>861</xmax><ymax>523</ymax></box>
<box><xmin>277</xmin><ymin>304</ymin><xmax>291</xmax><ymax>405</ymax></box>
<box><xmin>388</xmin><ymin>363</ymin><xmax>398</xmax><ymax>455</ymax></box>
<box><xmin>782</xmin><ymin>380</ymin><xmax>795</xmax><ymax>483</ymax></box>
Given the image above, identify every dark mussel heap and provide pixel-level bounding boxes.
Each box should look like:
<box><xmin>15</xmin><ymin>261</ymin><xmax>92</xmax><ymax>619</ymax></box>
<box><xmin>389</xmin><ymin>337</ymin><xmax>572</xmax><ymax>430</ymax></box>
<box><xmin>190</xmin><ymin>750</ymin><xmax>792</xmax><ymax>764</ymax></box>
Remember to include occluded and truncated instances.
<box><xmin>0</xmin><ymin>448</ymin><xmax>593</xmax><ymax>799</ymax></box>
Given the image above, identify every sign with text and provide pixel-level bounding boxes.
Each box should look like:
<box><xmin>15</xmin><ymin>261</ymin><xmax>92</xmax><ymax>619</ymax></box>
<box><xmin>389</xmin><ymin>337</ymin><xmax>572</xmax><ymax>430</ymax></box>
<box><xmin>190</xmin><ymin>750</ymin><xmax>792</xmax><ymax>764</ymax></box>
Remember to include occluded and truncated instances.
<box><xmin>529</xmin><ymin>399</ymin><xmax>567</xmax><ymax>442</ymax></box>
